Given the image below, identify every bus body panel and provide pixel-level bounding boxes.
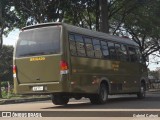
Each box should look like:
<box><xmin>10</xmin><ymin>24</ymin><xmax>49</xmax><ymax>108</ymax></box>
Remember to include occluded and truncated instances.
<box><xmin>69</xmin><ymin>57</ymin><xmax>141</xmax><ymax>94</ymax></box>
<box><xmin>15</xmin><ymin>55</ymin><xmax>61</xmax><ymax>84</ymax></box>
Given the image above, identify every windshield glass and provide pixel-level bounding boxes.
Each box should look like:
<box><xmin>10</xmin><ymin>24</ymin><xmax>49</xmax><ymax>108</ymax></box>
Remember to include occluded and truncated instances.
<box><xmin>16</xmin><ymin>26</ymin><xmax>61</xmax><ymax>57</ymax></box>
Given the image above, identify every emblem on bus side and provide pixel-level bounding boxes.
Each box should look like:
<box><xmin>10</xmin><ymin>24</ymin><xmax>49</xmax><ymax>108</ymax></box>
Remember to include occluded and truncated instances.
<box><xmin>30</xmin><ymin>57</ymin><xmax>45</xmax><ymax>61</ymax></box>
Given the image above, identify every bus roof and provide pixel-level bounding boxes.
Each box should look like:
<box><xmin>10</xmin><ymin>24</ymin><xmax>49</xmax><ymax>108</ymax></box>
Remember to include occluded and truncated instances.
<box><xmin>22</xmin><ymin>22</ymin><xmax>138</xmax><ymax>47</ymax></box>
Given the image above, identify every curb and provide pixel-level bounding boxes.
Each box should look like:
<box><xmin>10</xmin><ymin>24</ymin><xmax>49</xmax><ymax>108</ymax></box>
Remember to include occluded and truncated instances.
<box><xmin>1</xmin><ymin>89</ymin><xmax>159</xmax><ymax>105</ymax></box>
<box><xmin>0</xmin><ymin>97</ymin><xmax>51</xmax><ymax>105</ymax></box>
<box><xmin>148</xmin><ymin>89</ymin><xmax>160</xmax><ymax>92</ymax></box>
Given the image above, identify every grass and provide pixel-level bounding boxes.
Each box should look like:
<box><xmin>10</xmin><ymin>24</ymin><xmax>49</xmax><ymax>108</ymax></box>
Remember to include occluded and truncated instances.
<box><xmin>1</xmin><ymin>89</ymin><xmax>48</xmax><ymax>99</ymax></box>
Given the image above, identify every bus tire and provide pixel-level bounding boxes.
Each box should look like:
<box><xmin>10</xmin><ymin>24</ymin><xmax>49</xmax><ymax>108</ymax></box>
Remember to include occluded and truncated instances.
<box><xmin>137</xmin><ymin>83</ymin><xmax>146</xmax><ymax>99</ymax></box>
<box><xmin>51</xmin><ymin>94</ymin><xmax>69</xmax><ymax>105</ymax></box>
<box><xmin>89</xmin><ymin>83</ymin><xmax>108</xmax><ymax>104</ymax></box>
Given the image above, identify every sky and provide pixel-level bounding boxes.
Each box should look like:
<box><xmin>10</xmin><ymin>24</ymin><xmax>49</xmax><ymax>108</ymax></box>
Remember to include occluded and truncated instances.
<box><xmin>3</xmin><ymin>29</ymin><xmax>20</xmax><ymax>46</ymax></box>
<box><xmin>3</xmin><ymin>29</ymin><xmax>160</xmax><ymax>71</ymax></box>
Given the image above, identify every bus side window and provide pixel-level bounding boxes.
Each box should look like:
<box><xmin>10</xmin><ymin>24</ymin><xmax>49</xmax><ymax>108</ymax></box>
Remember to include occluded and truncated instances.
<box><xmin>108</xmin><ymin>42</ymin><xmax>116</xmax><ymax>60</ymax></box>
<box><xmin>101</xmin><ymin>41</ymin><xmax>109</xmax><ymax>59</ymax></box>
<box><xmin>121</xmin><ymin>44</ymin><xmax>129</xmax><ymax>61</ymax></box>
<box><xmin>75</xmin><ymin>35</ymin><xmax>86</xmax><ymax>57</ymax></box>
<box><xmin>92</xmin><ymin>39</ymin><xmax>102</xmax><ymax>58</ymax></box>
<box><xmin>128</xmin><ymin>47</ymin><xmax>138</xmax><ymax>62</ymax></box>
<box><xmin>115</xmin><ymin>43</ymin><xmax>121</xmax><ymax>60</ymax></box>
<box><xmin>69</xmin><ymin>34</ymin><xmax>77</xmax><ymax>56</ymax></box>
<box><xmin>84</xmin><ymin>37</ymin><xmax>94</xmax><ymax>57</ymax></box>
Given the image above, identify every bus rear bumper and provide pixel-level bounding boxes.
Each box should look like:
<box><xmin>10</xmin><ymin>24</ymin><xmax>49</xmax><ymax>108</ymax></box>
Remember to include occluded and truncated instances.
<box><xmin>14</xmin><ymin>81</ymin><xmax>69</xmax><ymax>95</ymax></box>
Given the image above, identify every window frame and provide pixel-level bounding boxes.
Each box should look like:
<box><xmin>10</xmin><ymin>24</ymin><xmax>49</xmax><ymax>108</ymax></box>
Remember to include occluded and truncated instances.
<box><xmin>84</xmin><ymin>37</ymin><xmax>95</xmax><ymax>58</ymax></box>
<box><xmin>128</xmin><ymin>46</ymin><xmax>139</xmax><ymax>63</ymax></box>
<box><xmin>68</xmin><ymin>32</ymin><xmax>139</xmax><ymax>63</ymax></box>
<box><xmin>92</xmin><ymin>38</ymin><xmax>103</xmax><ymax>58</ymax></box>
<box><xmin>68</xmin><ymin>33</ymin><xmax>78</xmax><ymax>56</ymax></box>
<box><xmin>100</xmin><ymin>40</ymin><xmax>110</xmax><ymax>59</ymax></box>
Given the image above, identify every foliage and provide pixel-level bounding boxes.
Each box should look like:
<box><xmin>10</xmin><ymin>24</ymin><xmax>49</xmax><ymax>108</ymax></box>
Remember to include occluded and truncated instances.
<box><xmin>1</xmin><ymin>0</ymin><xmax>160</xmax><ymax>64</ymax></box>
<box><xmin>122</xmin><ymin>0</ymin><xmax>160</xmax><ymax>61</ymax></box>
<box><xmin>1</xmin><ymin>81</ymin><xmax>8</xmax><ymax>87</ymax></box>
<box><xmin>0</xmin><ymin>45</ymin><xmax>13</xmax><ymax>98</ymax></box>
<box><xmin>1</xmin><ymin>87</ymin><xmax>14</xmax><ymax>99</ymax></box>
<box><xmin>0</xmin><ymin>45</ymin><xmax>13</xmax><ymax>81</ymax></box>
<box><xmin>63</xmin><ymin>0</ymin><xmax>97</xmax><ymax>29</ymax></box>
<box><xmin>148</xmin><ymin>69</ymin><xmax>160</xmax><ymax>80</ymax></box>
<box><xmin>0</xmin><ymin>0</ymin><xmax>22</xmax><ymax>48</ymax></box>
<box><xmin>12</xmin><ymin>0</ymin><xmax>68</xmax><ymax>25</ymax></box>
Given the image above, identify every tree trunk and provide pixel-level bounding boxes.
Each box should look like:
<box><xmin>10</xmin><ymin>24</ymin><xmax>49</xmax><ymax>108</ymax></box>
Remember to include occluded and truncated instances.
<box><xmin>0</xmin><ymin>0</ymin><xmax>3</xmax><ymax>96</ymax></box>
<box><xmin>0</xmin><ymin>80</ymin><xmax>2</xmax><ymax>98</ymax></box>
<box><xmin>99</xmin><ymin>0</ymin><xmax>109</xmax><ymax>33</ymax></box>
<box><xmin>0</xmin><ymin>36</ymin><xmax>2</xmax><ymax>98</ymax></box>
<box><xmin>96</xmin><ymin>0</ymin><xmax>100</xmax><ymax>31</ymax></box>
<box><xmin>7</xmin><ymin>81</ymin><xmax>11</xmax><ymax>98</ymax></box>
<box><xmin>0</xmin><ymin>28</ymin><xmax>3</xmax><ymax>49</ymax></box>
<box><xmin>0</xmin><ymin>0</ymin><xmax>3</xmax><ymax>48</ymax></box>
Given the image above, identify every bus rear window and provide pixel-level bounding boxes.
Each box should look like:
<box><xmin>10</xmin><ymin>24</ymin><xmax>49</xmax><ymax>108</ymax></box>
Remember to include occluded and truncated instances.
<box><xmin>16</xmin><ymin>26</ymin><xmax>61</xmax><ymax>57</ymax></box>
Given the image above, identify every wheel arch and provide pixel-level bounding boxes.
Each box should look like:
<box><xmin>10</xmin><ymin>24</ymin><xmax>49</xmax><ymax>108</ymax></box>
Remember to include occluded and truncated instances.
<box><xmin>140</xmin><ymin>79</ymin><xmax>147</xmax><ymax>90</ymax></box>
<box><xmin>99</xmin><ymin>77</ymin><xmax>110</xmax><ymax>94</ymax></box>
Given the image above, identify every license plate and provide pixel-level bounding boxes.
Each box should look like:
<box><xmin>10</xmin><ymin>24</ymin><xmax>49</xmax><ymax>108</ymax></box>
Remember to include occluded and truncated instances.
<box><xmin>32</xmin><ymin>86</ymin><xmax>43</xmax><ymax>91</ymax></box>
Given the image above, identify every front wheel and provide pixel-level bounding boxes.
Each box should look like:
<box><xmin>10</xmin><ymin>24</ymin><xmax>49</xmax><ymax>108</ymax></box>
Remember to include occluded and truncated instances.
<box><xmin>137</xmin><ymin>83</ymin><xmax>146</xmax><ymax>99</ymax></box>
<box><xmin>51</xmin><ymin>94</ymin><xmax>69</xmax><ymax>105</ymax></box>
<box><xmin>90</xmin><ymin>83</ymin><xmax>108</xmax><ymax>104</ymax></box>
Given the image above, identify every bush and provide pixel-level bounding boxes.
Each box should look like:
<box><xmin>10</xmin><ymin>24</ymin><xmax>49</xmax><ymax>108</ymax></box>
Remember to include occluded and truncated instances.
<box><xmin>2</xmin><ymin>89</ymin><xmax>7</xmax><ymax>98</ymax></box>
<box><xmin>1</xmin><ymin>81</ymin><xmax>8</xmax><ymax>87</ymax></box>
<box><xmin>1</xmin><ymin>82</ymin><xmax>14</xmax><ymax>99</ymax></box>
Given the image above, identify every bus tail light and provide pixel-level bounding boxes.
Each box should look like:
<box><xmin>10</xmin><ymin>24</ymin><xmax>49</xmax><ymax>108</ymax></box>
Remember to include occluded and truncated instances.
<box><xmin>13</xmin><ymin>65</ymin><xmax>17</xmax><ymax>78</ymax></box>
<box><xmin>60</xmin><ymin>60</ymin><xmax>69</xmax><ymax>74</ymax></box>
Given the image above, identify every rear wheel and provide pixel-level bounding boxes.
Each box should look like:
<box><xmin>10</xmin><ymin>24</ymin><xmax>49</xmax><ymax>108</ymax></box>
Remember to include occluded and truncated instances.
<box><xmin>137</xmin><ymin>83</ymin><xmax>146</xmax><ymax>99</ymax></box>
<box><xmin>51</xmin><ymin>94</ymin><xmax>69</xmax><ymax>105</ymax></box>
<box><xmin>90</xmin><ymin>83</ymin><xmax>108</xmax><ymax>104</ymax></box>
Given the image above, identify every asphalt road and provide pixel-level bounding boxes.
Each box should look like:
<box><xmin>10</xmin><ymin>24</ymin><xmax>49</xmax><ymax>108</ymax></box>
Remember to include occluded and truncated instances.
<box><xmin>1</xmin><ymin>91</ymin><xmax>160</xmax><ymax>120</ymax></box>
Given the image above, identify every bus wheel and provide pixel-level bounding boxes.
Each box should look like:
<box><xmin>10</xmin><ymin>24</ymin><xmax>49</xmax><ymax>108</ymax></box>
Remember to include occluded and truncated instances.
<box><xmin>51</xmin><ymin>94</ymin><xmax>69</xmax><ymax>105</ymax></box>
<box><xmin>137</xmin><ymin>83</ymin><xmax>146</xmax><ymax>99</ymax></box>
<box><xmin>89</xmin><ymin>83</ymin><xmax>108</xmax><ymax>104</ymax></box>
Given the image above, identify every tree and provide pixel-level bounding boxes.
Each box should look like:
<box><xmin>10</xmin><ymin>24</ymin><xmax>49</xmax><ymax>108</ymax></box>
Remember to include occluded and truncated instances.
<box><xmin>0</xmin><ymin>45</ymin><xmax>13</xmax><ymax>98</ymax></box>
<box><xmin>99</xmin><ymin>0</ymin><xmax>109</xmax><ymax>33</ymax></box>
<box><xmin>122</xmin><ymin>0</ymin><xmax>160</xmax><ymax>63</ymax></box>
<box><xmin>12</xmin><ymin>0</ymin><xmax>146</xmax><ymax>32</ymax></box>
<box><xmin>148</xmin><ymin>70</ymin><xmax>159</xmax><ymax>80</ymax></box>
<box><xmin>0</xmin><ymin>0</ymin><xmax>21</xmax><ymax>48</ymax></box>
<box><xmin>0</xmin><ymin>0</ymin><xmax>3</xmax><ymax>48</ymax></box>
<box><xmin>4</xmin><ymin>0</ymin><xmax>160</xmax><ymax>64</ymax></box>
<box><xmin>64</xmin><ymin>0</ymin><xmax>96</xmax><ymax>29</ymax></box>
<box><xmin>13</xmin><ymin>0</ymin><xmax>69</xmax><ymax>25</ymax></box>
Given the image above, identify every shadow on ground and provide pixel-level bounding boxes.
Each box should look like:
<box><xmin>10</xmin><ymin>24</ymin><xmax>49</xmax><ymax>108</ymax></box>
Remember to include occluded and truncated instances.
<box><xmin>42</xmin><ymin>92</ymin><xmax>160</xmax><ymax>109</ymax></box>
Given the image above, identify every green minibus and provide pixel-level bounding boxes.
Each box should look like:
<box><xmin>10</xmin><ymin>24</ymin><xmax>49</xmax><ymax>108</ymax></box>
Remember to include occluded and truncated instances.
<box><xmin>13</xmin><ymin>22</ymin><xmax>148</xmax><ymax>105</ymax></box>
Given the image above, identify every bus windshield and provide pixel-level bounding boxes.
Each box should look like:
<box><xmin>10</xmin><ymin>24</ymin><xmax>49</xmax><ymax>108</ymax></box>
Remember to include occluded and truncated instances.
<box><xmin>16</xmin><ymin>26</ymin><xmax>61</xmax><ymax>57</ymax></box>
